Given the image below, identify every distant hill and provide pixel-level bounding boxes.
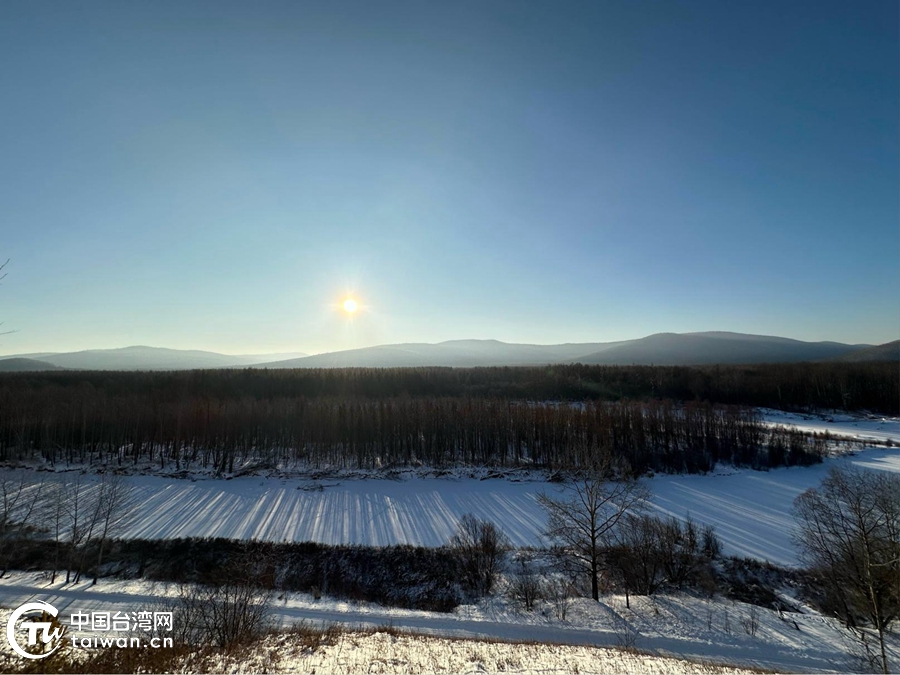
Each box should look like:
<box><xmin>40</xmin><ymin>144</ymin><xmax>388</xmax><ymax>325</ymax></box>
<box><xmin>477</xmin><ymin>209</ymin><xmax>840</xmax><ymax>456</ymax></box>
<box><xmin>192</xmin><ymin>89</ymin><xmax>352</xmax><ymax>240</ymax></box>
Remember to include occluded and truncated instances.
<box><xmin>574</xmin><ymin>332</ymin><xmax>867</xmax><ymax>366</ymax></box>
<box><xmin>259</xmin><ymin>339</ymin><xmax>623</xmax><ymax>369</ymax></box>
<box><xmin>830</xmin><ymin>340</ymin><xmax>900</xmax><ymax>363</ymax></box>
<box><xmin>0</xmin><ymin>347</ymin><xmax>307</xmax><ymax>371</ymax></box>
<box><xmin>1</xmin><ymin>333</ymin><xmax>884</xmax><ymax>371</ymax></box>
<box><xmin>0</xmin><ymin>357</ymin><xmax>65</xmax><ymax>372</ymax></box>
<box><xmin>257</xmin><ymin>332</ymin><xmax>873</xmax><ymax>369</ymax></box>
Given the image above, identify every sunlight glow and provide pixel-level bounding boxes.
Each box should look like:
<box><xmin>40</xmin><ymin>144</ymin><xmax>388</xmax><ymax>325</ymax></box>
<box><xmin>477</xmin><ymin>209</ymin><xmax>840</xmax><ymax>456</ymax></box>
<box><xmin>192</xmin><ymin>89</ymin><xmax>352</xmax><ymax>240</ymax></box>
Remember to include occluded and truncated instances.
<box><xmin>343</xmin><ymin>298</ymin><xmax>358</xmax><ymax>313</ymax></box>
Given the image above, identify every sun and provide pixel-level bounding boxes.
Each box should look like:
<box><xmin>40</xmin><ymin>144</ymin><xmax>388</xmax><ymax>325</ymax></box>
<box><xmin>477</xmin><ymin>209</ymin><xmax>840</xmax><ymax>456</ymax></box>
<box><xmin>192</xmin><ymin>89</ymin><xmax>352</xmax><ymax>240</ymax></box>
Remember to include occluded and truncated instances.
<box><xmin>342</xmin><ymin>298</ymin><xmax>358</xmax><ymax>313</ymax></box>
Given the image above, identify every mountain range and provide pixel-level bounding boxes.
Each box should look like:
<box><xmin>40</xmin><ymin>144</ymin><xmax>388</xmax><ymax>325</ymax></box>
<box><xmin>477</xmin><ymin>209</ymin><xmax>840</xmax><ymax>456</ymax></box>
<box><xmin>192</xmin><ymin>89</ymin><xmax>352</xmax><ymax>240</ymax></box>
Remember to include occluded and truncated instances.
<box><xmin>0</xmin><ymin>333</ymin><xmax>896</xmax><ymax>372</ymax></box>
<box><xmin>0</xmin><ymin>346</ymin><xmax>307</xmax><ymax>371</ymax></box>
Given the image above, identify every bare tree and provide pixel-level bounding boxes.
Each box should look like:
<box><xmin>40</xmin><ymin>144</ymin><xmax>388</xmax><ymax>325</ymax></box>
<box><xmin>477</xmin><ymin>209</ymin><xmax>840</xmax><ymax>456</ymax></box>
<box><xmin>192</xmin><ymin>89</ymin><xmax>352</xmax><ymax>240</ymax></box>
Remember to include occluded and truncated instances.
<box><xmin>62</xmin><ymin>474</ymin><xmax>96</xmax><ymax>583</ymax></box>
<box><xmin>0</xmin><ymin>470</ymin><xmax>45</xmax><ymax>577</ymax></box>
<box><xmin>448</xmin><ymin>514</ymin><xmax>510</xmax><ymax>597</ymax></box>
<box><xmin>547</xmin><ymin>576</ymin><xmax>575</xmax><ymax>620</ymax></box>
<box><xmin>42</xmin><ymin>480</ymin><xmax>67</xmax><ymax>583</ymax></box>
<box><xmin>794</xmin><ymin>466</ymin><xmax>900</xmax><ymax>674</ymax></box>
<box><xmin>508</xmin><ymin>557</ymin><xmax>542</xmax><ymax>611</ymax></box>
<box><xmin>174</xmin><ymin>549</ymin><xmax>273</xmax><ymax>649</ymax></box>
<box><xmin>0</xmin><ymin>258</ymin><xmax>14</xmax><ymax>338</ymax></box>
<box><xmin>607</xmin><ymin>514</ymin><xmax>720</xmax><ymax>607</ymax></box>
<box><xmin>91</xmin><ymin>473</ymin><xmax>134</xmax><ymax>585</ymax></box>
<box><xmin>606</xmin><ymin>514</ymin><xmax>667</xmax><ymax>605</ymax></box>
<box><xmin>657</xmin><ymin>516</ymin><xmax>719</xmax><ymax>588</ymax></box>
<box><xmin>740</xmin><ymin>605</ymin><xmax>760</xmax><ymax>637</ymax></box>
<box><xmin>176</xmin><ymin>581</ymin><xmax>272</xmax><ymax>649</ymax></box>
<box><xmin>66</xmin><ymin>474</ymin><xmax>134</xmax><ymax>585</ymax></box>
<box><xmin>538</xmin><ymin>449</ymin><xmax>649</xmax><ymax>601</ymax></box>
<box><xmin>0</xmin><ymin>471</ymin><xmax>41</xmax><ymax>534</ymax></box>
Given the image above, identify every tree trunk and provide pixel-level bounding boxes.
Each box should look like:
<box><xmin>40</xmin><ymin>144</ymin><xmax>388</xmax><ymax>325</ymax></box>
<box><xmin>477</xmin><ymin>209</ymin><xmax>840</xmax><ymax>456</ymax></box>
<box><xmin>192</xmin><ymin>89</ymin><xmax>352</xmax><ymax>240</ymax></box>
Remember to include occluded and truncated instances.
<box><xmin>93</xmin><ymin>537</ymin><xmax>106</xmax><ymax>586</ymax></box>
<box><xmin>877</xmin><ymin>624</ymin><xmax>888</xmax><ymax>674</ymax></box>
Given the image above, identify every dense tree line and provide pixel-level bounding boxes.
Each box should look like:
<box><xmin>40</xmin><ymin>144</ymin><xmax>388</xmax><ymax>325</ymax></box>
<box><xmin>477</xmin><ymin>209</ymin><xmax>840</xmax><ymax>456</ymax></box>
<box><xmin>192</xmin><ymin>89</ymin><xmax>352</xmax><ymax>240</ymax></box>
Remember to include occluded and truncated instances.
<box><xmin>0</xmin><ymin>388</ymin><xmax>826</xmax><ymax>473</ymax></box>
<box><xmin>0</xmin><ymin>360</ymin><xmax>894</xmax><ymax>412</ymax></box>
<box><xmin>4</xmin><ymin>537</ymin><xmax>468</xmax><ymax>612</ymax></box>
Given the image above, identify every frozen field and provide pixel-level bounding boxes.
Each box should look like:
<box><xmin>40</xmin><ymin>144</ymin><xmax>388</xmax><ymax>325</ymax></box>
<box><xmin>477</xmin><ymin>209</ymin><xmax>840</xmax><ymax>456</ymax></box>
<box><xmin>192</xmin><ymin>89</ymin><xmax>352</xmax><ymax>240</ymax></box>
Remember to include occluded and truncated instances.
<box><xmin>108</xmin><ymin>446</ymin><xmax>897</xmax><ymax>566</ymax></box>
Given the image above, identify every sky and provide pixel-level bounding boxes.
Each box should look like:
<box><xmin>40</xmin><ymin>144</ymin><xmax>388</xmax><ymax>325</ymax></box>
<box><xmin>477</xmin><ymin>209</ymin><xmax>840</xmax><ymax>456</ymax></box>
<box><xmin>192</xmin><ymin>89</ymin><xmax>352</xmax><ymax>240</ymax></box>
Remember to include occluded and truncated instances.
<box><xmin>0</xmin><ymin>0</ymin><xmax>897</xmax><ymax>356</ymax></box>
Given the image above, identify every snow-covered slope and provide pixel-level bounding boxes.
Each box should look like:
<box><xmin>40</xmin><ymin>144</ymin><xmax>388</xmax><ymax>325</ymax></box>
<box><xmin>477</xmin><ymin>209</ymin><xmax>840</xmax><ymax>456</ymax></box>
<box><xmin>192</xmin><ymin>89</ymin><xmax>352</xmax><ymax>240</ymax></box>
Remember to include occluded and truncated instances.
<box><xmin>1</xmin><ymin>572</ymin><xmax>896</xmax><ymax>673</ymax></box>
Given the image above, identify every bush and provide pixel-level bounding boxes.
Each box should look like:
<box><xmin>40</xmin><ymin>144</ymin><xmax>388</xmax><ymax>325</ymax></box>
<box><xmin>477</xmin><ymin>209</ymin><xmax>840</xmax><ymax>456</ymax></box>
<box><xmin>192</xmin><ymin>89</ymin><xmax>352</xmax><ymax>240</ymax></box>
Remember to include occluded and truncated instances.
<box><xmin>606</xmin><ymin>515</ymin><xmax>721</xmax><ymax>596</ymax></box>
<box><xmin>508</xmin><ymin>558</ymin><xmax>543</xmax><ymax>611</ymax></box>
<box><xmin>3</xmin><ymin>537</ymin><xmax>467</xmax><ymax>612</ymax></box>
<box><xmin>175</xmin><ymin>581</ymin><xmax>272</xmax><ymax>650</ymax></box>
<box><xmin>448</xmin><ymin>514</ymin><xmax>510</xmax><ymax>597</ymax></box>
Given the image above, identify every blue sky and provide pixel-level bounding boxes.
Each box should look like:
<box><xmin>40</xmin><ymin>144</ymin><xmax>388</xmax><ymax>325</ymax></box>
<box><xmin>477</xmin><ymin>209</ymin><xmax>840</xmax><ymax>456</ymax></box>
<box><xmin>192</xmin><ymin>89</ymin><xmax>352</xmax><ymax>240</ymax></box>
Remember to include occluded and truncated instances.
<box><xmin>1</xmin><ymin>0</ymin><xmax>897</xmax><ymax>355</ymax></box>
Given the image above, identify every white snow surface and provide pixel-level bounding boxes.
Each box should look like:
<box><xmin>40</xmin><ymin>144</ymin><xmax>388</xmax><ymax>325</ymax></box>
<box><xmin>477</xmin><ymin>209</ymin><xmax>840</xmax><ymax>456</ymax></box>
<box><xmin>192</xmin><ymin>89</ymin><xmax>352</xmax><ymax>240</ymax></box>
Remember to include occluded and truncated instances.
<box><xmin>1</xmin><ymin>572</ymin><xmax>897</xmax><ymax>673</ymax></box>
<box><xmin>198</xmin><ymin>631</ymin><xmax>759</xmax><ymax>675</ymax></box>
<box><xmin>78</xmin><ymin>448</ymin><xmax>900</xmax><ymax>567</ymax></box>
<box><xmin>758</xmin><ymin>408</ymin><xmax>900</xmax><ymax>445</ymax></box>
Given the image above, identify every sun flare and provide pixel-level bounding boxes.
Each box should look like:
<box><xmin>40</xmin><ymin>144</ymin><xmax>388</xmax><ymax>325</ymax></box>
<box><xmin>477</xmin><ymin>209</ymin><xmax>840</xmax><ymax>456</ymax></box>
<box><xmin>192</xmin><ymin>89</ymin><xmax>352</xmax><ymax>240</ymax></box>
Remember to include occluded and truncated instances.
<box><xmin>342</xmin><ymin>298</ymin><xmax>358</xmax><ymax>313</ymax></box>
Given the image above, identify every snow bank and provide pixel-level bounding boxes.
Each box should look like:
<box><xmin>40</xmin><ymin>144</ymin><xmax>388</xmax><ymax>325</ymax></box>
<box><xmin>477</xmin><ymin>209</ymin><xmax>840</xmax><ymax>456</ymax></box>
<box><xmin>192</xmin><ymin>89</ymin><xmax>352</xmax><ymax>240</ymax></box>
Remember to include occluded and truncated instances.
<box><xmin>2</xmin><ymin>572</ymin><xmax>896</xmax><ymax>673</ymax></box>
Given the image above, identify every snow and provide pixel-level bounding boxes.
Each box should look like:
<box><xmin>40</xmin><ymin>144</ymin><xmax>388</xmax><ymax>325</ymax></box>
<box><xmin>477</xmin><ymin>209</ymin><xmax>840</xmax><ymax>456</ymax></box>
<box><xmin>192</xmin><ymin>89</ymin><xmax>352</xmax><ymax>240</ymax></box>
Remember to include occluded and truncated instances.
<box><xmin>200</xmin><ymin>631</ymin><xmax>760</xmax><ymax>674</ymax></box>
<box><xmin>1</xmin><ymin>572</ymin><xmax>896</xmax><ymax>673</ymax></box>
<box><xmin>116</xmin><ymin>449</ymin><xmax>900</xmax><ymax>566</ymax></box>
<box><xmin>12</xmin><ymin>451</ymin><xmax>899</xmax><ymax>567</ymax></box>
<box><xmin>120</xmin><ymin>473</ymin><xmax>548</xmax><ymax>547</ymax></box>
<box><xmin>647</xmin><ymin>447</ymin><xmax>897</xmax><ymax>565</ymax></box>
<box><xmin>758</xmin><ymin>408</ymin><xmax>900</xmax><ymax>445</ymax></box>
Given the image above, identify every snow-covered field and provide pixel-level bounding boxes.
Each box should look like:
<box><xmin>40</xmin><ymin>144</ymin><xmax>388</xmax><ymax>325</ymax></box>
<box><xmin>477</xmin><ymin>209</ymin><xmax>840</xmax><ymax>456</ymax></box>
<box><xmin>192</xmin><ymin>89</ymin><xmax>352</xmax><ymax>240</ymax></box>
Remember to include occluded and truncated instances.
<box><xmin>91</xmin><ymin>445</ymin><xmax>897</xmax><ymax>566</ymax></box>
<box><xmin>1</xmin><ymin>571</ymin><xmax>896</xmax><ymax>673</ymax></box>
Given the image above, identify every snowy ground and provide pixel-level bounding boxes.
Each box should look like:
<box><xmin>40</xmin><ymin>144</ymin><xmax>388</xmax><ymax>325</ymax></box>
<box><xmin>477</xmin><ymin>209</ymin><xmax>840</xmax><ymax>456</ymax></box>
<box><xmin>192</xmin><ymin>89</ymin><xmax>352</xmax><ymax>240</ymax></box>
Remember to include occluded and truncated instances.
<box><xmin>758</xmin><ymin>408</ymin><xmax>900</xmax><ymax>445</ymax></box>
<box><xmin>0</xmin><ymin>625</ymin><xmax>762</xmax><ymax>675</ymax></box>
<box><xmin>195</xmin><ymin>631</ymin><xmax>761</xmax><ymax>675</ymax></box>
<box><xmin>1</xmin><ymin>572</ymin><xmax>896</xmax><ymax>673</ymax></box>
<box><xmin>103</xmin><ymin>445</ymin><xmax>898</xmax><ymax>566</ymax></box>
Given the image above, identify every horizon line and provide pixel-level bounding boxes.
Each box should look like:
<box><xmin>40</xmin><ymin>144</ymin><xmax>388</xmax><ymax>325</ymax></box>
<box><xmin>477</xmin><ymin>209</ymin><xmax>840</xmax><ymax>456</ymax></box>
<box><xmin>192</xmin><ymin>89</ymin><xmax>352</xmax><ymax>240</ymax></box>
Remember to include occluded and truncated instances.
<box><xmin>1</xmin><ymin>330</ymin><xmax>895</xmax><ymax>359</ymax></box>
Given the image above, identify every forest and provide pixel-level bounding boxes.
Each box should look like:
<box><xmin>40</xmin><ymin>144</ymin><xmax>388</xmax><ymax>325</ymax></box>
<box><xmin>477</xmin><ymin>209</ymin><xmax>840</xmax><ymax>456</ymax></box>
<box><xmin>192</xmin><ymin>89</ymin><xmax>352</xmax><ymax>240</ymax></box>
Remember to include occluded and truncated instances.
<box><xmin>0</xmin><ymin>361</ymin><xmax>874</xmax><ymax>473</ymax></box>
<box><xmin>0</xmin><ymin>360</ymin><xmax>893</xmax><ymax>411</ymax></box>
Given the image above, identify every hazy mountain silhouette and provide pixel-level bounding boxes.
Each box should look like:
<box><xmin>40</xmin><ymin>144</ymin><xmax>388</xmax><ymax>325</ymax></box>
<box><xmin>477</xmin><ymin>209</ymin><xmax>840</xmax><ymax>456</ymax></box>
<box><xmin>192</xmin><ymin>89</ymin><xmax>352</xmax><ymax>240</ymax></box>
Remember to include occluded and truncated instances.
<box><xmin>829</xmin><ymin>340</ymin><xmax>900</xmax><ymax>363</ymax></box>
<box><xmin>0</xmin><ymin>347</ymin><xmax>307</xmax><ymax>371</ymax></box>
<box><xmin>259</xmin><ymin>339</ymin><xmax>623</xmax><ymax>369</ymax></box>
<box><xmin>0</xmin><ymin>334</ymin><xmax>885</xmax><ymax>371</ymax></box>
<box><xmin>258</xmin><ymin>332</ymin><xmax>873</xmax><ymax>369</ymax></box>
<box><xmin>574</xmin><ymin>332</ymin><xmax>867</xmax><ymax>365</ymax></box>
<box><xmin>0</xmin><ymin>357</ymin><xmax>66</xmax><ymax>372</ymax></box>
